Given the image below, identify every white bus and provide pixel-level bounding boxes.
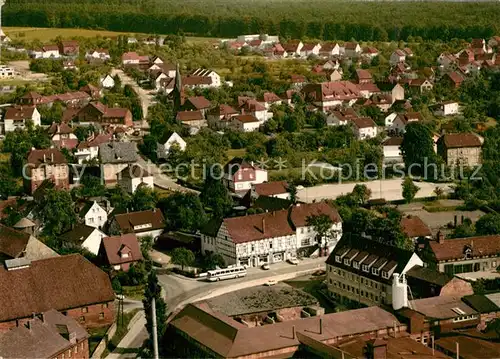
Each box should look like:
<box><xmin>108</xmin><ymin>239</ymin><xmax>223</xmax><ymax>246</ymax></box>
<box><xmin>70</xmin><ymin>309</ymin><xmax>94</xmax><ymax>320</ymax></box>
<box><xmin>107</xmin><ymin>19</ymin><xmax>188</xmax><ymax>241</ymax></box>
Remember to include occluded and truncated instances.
<box><xmin>207</xmin><ymin>265</ymin><xmax>247</xmax><ymax>282</ymax></box>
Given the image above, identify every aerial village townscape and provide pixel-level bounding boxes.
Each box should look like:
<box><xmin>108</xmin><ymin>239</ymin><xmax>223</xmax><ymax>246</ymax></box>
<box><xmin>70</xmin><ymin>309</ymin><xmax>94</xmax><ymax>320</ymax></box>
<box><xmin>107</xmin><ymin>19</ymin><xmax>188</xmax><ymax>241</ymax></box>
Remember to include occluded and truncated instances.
<box><xmin>2</xmin><ymin>0</ymin><xmax>500</xmax><ymax>358</ymax></box>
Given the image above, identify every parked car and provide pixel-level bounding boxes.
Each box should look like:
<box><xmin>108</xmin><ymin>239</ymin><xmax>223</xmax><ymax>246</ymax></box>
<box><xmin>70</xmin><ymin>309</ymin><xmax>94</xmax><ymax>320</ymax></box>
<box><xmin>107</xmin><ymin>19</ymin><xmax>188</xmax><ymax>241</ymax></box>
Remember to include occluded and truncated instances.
<box><xmin>264</xmin><ymin>279</ymin><xmax>277</xmax><ymax>286</ymax></box>
<box><xmin>287</xmin><ymin>258</ymin><xmax>299</xmax><ymax>265</ymax></box>
<box><xmin>261</xmin><ymin>264</ymin><xmax>270</xmax><ymax>270</ymax></box>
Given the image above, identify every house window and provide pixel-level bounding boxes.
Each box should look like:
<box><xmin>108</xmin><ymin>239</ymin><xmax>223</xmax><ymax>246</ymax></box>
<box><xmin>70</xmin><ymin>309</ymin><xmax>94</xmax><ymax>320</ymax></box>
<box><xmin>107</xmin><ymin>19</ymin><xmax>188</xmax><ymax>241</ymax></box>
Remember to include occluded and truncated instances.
<box><xmin>99</xmin><ymin>312</ymin><xmax>105</xmax><ymax>320</ymax></box>
<box><xmin>335</xmin><ymin>255</ymin><xmax>341</xmax><ymax>263</ymax></box>
<box><xmin>344</xmin><ymin>258</ymin><xmax>351</xmax><ymax>266</ymax></box>
<box><xmin>362</xmin><ymin>264</ymin><xmax>369</xmax><ymax>272</ymax></box>
<box><xmin>89</xmin><ymin>217</ymin><xmax>94</xmax><ymax>223</ymax></box>
<box><xmin>102</xmin><ymin>303</ymin><xmax>108</xmax><ymax>309</ymax></box>
<box><xmin>301</xmin><ymin>238</ymin><xmax>311</xmax><ymax>246</ymax></box>
<box><xmin>372</xmin><ymin>268</ymin><xmax>379</xmax><ymax>276</ymax></box>
<box><xmin>74</xmin><ymin>345</ymin><xmax>78</xmax><ymax>354</ymax></box>
<box><xmin>82</xmin><ymin>307</ymin><xmax>88</xmax><ymax>313</ymax></box>
<box><xmin>79</xmin><ymin>316</ymin><xmax>85</xmax><ymax>323</ymax></box>
<box><xmin>353</xmin><ymin>261</ymin><xmax>359</xmax><ymax>269</ymax></box>
<box><xmin>251</xmin><ymin>245</ymin><xmax>255</xmax><ymax>252</ymax></box>
<box><xmin>269</xmin><ymin>242</ymin><xmax>273</xmax><ymax>249</ymax></box>
<box><xmin>382</xmin><ymin>271</ymin><xmax>389</xmax><ymax>279</ymax></box>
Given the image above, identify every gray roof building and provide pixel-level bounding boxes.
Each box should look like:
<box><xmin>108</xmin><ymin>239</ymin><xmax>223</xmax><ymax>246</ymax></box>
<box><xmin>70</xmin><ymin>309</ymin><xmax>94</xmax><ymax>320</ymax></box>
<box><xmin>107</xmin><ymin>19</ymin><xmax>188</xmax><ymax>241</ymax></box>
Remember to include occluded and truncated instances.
<box><xmin>99</xmin><ymin>142</ymin><xmax>138</xmax><ymax>164</ymax></box>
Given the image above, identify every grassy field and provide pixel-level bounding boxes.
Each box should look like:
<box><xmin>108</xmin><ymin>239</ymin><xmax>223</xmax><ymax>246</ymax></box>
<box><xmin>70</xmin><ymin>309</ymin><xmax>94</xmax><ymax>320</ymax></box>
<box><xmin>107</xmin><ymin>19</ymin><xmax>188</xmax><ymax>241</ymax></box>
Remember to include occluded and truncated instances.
<box><xmin>4</xmin><ymin>26</ymin><xmax>220</xmax><ymax>44</ymax></box>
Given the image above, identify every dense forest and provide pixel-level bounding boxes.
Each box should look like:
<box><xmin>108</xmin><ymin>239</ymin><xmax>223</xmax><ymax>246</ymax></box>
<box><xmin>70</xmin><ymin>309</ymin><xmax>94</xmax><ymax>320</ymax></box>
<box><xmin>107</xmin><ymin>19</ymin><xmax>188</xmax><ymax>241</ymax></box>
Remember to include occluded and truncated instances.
<box><xmin>4</xmin><ymin>0</ymin><xmax>500</xmax><ymax>41</ymax></box>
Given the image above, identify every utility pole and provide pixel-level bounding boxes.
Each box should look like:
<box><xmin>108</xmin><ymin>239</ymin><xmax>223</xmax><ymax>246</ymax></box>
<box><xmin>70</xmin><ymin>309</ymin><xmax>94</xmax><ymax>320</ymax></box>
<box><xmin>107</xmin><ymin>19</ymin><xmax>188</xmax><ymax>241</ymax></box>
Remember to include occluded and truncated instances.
<box><xmin>152</xmin><ymin>298</ymin><xmax>159</xmax><ymax>359</ymax></box>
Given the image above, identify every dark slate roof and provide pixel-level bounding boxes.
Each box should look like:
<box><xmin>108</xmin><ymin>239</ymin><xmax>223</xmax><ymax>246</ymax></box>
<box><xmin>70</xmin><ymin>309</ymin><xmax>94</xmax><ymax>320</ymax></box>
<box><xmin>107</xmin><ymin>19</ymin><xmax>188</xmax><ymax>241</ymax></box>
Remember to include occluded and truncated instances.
<box><xmin>462</xmin><ymin>294</ymin><xmax>500</xmax><ymax>314</ymax></box>
<box><xmin>59</xmin><ymin>224</ymin><xmax>96</xmax><ymax>244</ymax></box>
<box><xmin>200</xmin><ymin>218</ymin><xmax>222</xmax><ymax>238</ymax></box>
<box><xmin>326</xmin><ymin>235</ymin><xmax>415</xmax><ymax>284</ymax></box>
<box><xmin>406</xmin><ymin>265</ymin><xmax>452</xmax><ymax>286</ymax></box>
<box><xmin>253</xmin><ymin>195</ymin><xmax>293</xmax><ymax>211</ymax></box>
<box><xmin>99</xmin><ymin>142</ymin><xmax>138</xmax><ymax>164</ymax></box>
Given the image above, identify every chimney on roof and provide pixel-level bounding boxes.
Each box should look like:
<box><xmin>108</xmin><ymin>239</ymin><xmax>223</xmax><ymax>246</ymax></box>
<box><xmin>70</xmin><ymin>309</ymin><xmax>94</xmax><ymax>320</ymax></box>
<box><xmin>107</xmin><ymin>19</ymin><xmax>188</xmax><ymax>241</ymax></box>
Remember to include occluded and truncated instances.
<box><xmin>319</xmin><ymin>318</ymin><xmax>323</xmax><ymax>335</ymax></box>
<box><xmin>51</xmin><ymin>152</ymin><xmax>54</xmax><ymax>162</ymax></box>
<box><xmin>39</xmin><ymin>313</ymin><xmax>44</xmax><ymax>323</ymax></box>
<box><xmin>292</xmin><ymin>325</ymin><xmax>296</xmax><ymax>340</ymax></box>
<box><xmin>69</xmin><ymin>332</ymin><xmax>77</xmax><ymax>344</ymax></box>
<box><xmin>26</xmin><ymin>320</ymin><xmax>32</xmax><ymax>330</ymax></box>
<box><xmin>437</xmin><ymin>230</ymin><xmax>445</xmax><ymax>244</ymax></box>
<box><xmin>43</xmin><ymin>154</ymin><xmax>46</xmax><ymax>162</ymax></box>
<box><xmin>262</xmin><ymin>218</ymin><xmax>266</xmax><ymax>233</ymax></box>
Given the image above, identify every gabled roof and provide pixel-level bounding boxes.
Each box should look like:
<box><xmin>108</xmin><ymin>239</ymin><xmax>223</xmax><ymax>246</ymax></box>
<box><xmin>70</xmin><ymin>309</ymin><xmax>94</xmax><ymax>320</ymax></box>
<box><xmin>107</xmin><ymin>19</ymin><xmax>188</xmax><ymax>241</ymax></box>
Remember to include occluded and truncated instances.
<box><xmin>406</xmin><ymin>265</ymin><xmax>454</xmax><ymax>287</ymax></box>
<box><xmin>356</xmin><ymin>69</ymin><xmax>372</xmax><ymax>80</ymax></box>
<box><xmin>289</xmin><ymin>202</ymin><xmax>341</xmax><ymax>227</ymax></box>
<box><xmin>401</xmin><ymin>215</ymin><xmax>432</xmax><ymax>238</ymax></box>
<box><xmin>113</xmin><ymin>209</ymin><xmax>165</xmax><ymax>234</ymax></box>
<box><xmin>382</xmin><ymin>137</ymin><xmax>403</xmax><ymax>146</ymax></box>
<box><xmin>430</xmin><ymin>235</ymin><xmax>500</xmax><ymax>261</ymax></box>
<box><xmin>176</xmin><ymin>110</ymin><xmax>203</xmax><ymax>122</ymax></box>
<box><xmin>102</xmin><ymin>233</ymin><xmax>142</xmax><ymax>265</ymax></box>
<box><xmin>239</xmin><ymin>98</ymin><xmax>266</xmax><ymax>112</ymax></box>
<box><xmin>0</xmin><ymin>309</ymin><xmax>88</xmax><ymax>359</ymax></box>
<box><xmin>4</xmin><ymin>106</ymin><xmax>36</xmax><ymax>120</ymax></box>
<box><xmin>98</xmin><ymin>142</ymin><xmax>138</xmax><ymax>164</ymax></box>
<box><xmin>259</xmin><ymin>92</ymin><xmax>281</xmax><ymax>103</ymax></box>
<box><xmin>186</xmin><ymin>96</ymin><xmax>212</xmax><ymax>110</ymax></box>
<box><xmin>48</xmin><ymin>122</ymin><xmax>73</xmax><ymax>135</ymax></box>
<box><xmin>119</xmin><ymin>165</ymin><xmax>152</xmax><ymax>178</ymax></box>
<box><xmin>445</xmin><ymin>71</ymin><xmax>464</xmax><ymax>84</ymax></box>
<box><xmin>27</xmin><ymin>148</ymin><xmax>67</xmax><ymax>167</ymax></box>
<box><xmin>351</xmin><ymin>116</ymin><xmax>376</xmax><ymax>129</ymax></box>
<box><xmin>209</xmin><ymin>104</ymin><xmax>238</xmax><ymax>117</ymax></box>
<box><xmin>253</xmin><ymin>181</ymin><xmax>288</xmax><ymax>196</ymax></box>
<box><xmin>344</xmin><ymin>42</ymin><xmax>359</xmax><ymax>50</ymax></box>
<box><xmin>77</xmin><ymin>133</ymin><xmax>112</xmax><ymax>149</ymax></box>
<box><xmin>59</xmin><ymin>224</ymin><xmax>98</xmax><ymax>244</ymax></box>
<box><xmin>440</xmin><ymin>133</ymin><xmax>482</xmax><ymax>148</ymax></box>
<box><xmin>408</xmin><ymin>296</ymin><xmax>477</xmax><ymax>319</ymax></box>
<box><xmin>234</xmin><ymin>114</ymin><xmax>259</xmax><ymax>123</ymax></box>
<box><xmin>0</xmin><ymin>254</ymin><xmax>114</xmax><ymax>322</ymax></box>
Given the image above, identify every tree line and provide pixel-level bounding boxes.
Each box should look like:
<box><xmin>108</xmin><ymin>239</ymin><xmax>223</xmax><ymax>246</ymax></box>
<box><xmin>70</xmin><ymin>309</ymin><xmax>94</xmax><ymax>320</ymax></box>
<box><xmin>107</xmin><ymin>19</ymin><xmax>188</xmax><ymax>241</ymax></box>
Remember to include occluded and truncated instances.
<box><xmin>4</xmin><ymin>0</ymin><xmax>500</xmax><ymax>42</ymax></box>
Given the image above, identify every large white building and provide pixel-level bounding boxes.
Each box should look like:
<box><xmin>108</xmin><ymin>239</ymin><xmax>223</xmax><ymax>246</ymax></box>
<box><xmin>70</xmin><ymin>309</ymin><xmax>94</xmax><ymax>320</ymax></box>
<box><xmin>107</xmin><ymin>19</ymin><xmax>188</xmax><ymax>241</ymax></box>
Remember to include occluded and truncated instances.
<box><xmin>201</xmin><ymin>202</ymin><xmax>343</xmax><ymax>267</ymax></box>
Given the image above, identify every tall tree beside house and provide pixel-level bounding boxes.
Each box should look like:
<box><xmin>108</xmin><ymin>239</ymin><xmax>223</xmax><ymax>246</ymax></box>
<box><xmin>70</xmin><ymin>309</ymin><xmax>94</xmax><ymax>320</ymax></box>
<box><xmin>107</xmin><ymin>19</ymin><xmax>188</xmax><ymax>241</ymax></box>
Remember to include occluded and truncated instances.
<box><xmin>200</xmin><ymin>167</ymin><xmax>233</xmax><ymax>219</ymax></box>
<box><xmin>351</xmin><ymin>184</ymin><xmax>372</xmax><ymax>205</ymax></box>
<box><xmin>170</xmin><ymin>247</ymin><xmax>195</xmax><ymax>271</ymax></box>
<box><xmin>158</xmin><ymin>192</ymin><xmax>207</xmax><ymax>232</ymax></box>
<box><xmin>306</xmin><ymin>214</ymin><xmax>335</xmax><ymax>252</ymax></box>
<box><xmin>402</xmin><ymin>177</ymin><xmax>420</xmax><ymax>204</ymax></box>
<box><xmin>288</xmin><ymin>183</ymin><xmax>298</xmax><ymax>204</ymax></box>
<box><xmin>400</xmin><ymin>122</ymin><xmax>436</xmax><ymax>178</ymax></box>
<box><xmin>143</xmin><ymin>271</ymin><xmax>168</xmax><ymax>356</ymax></box>
<box><xmin>34</xmin><ymin>188</ymin><xmax>77</xmax><ymax>240</ymax></box>
<box><xmin>130</xmin><ymin>186</ymin><xmax>158</xmax><ymax>212</ymax></box>
<box><xmin>475</xmin><ymin>213</ymin><xmax>500</xmax><ymax>236</ymax></box>
<box><xmin>108</xmin><ymin>186</ymin><xmax>132</xmax><ymax>213</ymax></box>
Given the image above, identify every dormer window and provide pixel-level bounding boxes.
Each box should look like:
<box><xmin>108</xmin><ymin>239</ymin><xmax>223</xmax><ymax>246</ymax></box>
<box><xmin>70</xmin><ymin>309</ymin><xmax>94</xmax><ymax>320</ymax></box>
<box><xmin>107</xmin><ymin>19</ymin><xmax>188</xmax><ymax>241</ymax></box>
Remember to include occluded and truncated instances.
<box><xmin>362</xmin><ymin>264</ymin><xmax>369</xmax><ymax>272</ymax></box>
<box><xmin>382</xmin><ymin>271</ymin><xmax>389</xmax><ymax>279</ymax></box>
<box><xmin>344</xmin><ymin>258</ymin><xmax>350</xmax><ymax>266</ymax></box>
<box><xmin>372</xmin><ymin>268</ymin><xmax>379</xmax><ymax>276</ymax></box>
<box><xmin>464</xmin><ymin>246</ymin><xmax>472</xmax><ymax>260</ymax></box>
<box><xmin>353</xmin><ymin>261</ymin><xmax>359</xmax><ymax>269</ymax></box>
<box><xmin>335</xmin><ymin>255</ymin><xmax>341</xmax><ymax>263</ymax></box>
<box><xmin>121</xmin><ymin>252</ymin><xmax>129</xmax><ymax>259</ymax></box>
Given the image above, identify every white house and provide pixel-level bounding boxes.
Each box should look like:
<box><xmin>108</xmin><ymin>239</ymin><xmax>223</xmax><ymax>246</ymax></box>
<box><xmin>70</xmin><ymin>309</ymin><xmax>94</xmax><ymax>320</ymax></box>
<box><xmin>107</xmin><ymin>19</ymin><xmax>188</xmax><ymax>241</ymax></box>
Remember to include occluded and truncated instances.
<box><xmin>251</xmin><ymin>181</ymin><xmax>290</xmax><ymax>200</ymax></box>
<box><xmin>239</xmin><ymin>98</ymin><xmax>270</xmax><ymax>123</ymax></box>
<box><xmin>60</xmin><ymin>224</ymin><xmax>106</xmax><ymax>256</ymax></box>
<box><xmin>382</xmin><ymin>137</ymin><xmax>403</xmax><ymax>163</ymax></box>
<box><xmin>85</xmin><ymin>49</ymin><xmax>111</xmax><ymax>61</ymax></box>
<box><xmin>390</xmin><ymin>50</ymin><xmax>406</xmax><ymax>65</ymax></box>
<box><xmin>390</xmin><ymin>112</ymin><xmax>422</xmax><ymax>135</ymax></box>
<box><xmin>300</xmin><ymin>43</ymin><xmax>321</xmax><ymax>58</ymax></box>
<box><xmin>3</xmin><ymin>106</ymin><xmax>41</xmax><ymax>133</ymax></box>
<box><xmin>201</xmin><ymin>202</ymin><xmax>343</xmax><ymax>267</ymax></box>
<box><xmin>79</xmin><ymin>201</ymin><xmax>108</xmax><ymax>229</ymax></box>
<box><xmin>189</xmin><ymin>68</ymin><xmax>222</xmax><ymax>88</ymax></box>
<box><xmin>223</xmin><ymin>158</ymin><xmax>268</xmax><ymax>193</ymax></box>
<box><xmin>319</xmin><ymin>43</ymin><xmax>340</xmax><ymax>57</ymax></box>
<box><xmin>100</xmin><ymin>75</ymin><xmax>115</xmax><ymax>89</ymax></box>
<box><xmin>351</xmin><ymin>117</ymin><xmax>377</xmax><ymax>140</ymax></box>
<box><xmin>283</xmin><ymin>41</ymin><xmax>303</xmax><ymax>57</ymax></box>
<box><xmin>384</xmin><ymin>112</ymin><xmax>399</xmax><ymax>128</ymax></box>
<box><xmin>434</xmin><ymin>101</ymin><xmax>459</xmax><ymax>117</ymax></box>
<box><xmin>109</xmin><ymin>209</ymin><xmax>165</xmax><ymax>239</ymax></box>
<box><xmin>32</xmin><ymin>45</ymin><xmax>60</xmax><ymax>59</ymax></box>
<box><xmin>231</xmin><ymin>114</ymin><xmax>261</xmax><ymax>132</ymax></box>
<box><xmin>118</xmin><ymin>165</ymin><xmax>154</xmax><ymax>193</ymax></box>
<box><xmin>343</xmin><ymin>42</ymin><xmax>362</xmax><ymax>58</ymax></box>
<box><xmin>75</xmin><ymin>133</ymin><xmax>112</xmax><ymax>164</ymax></box>
<box><xmin>156</xmin><ymin>132</ymin><xmax>186</xmax><ymax>159</ymax></box>
<box><xmin>326</xmin><ymin>110</ymin><xmax>357</xmax><ymax>126</ymax></box>
<box><xmin>0</xmin><ymin>65</ymin><xmax>15</xmax><ymax>78</ymax></box>
<box><xmin>437</xmin><ymin>52</ymin><xmax>457</xmax><ymax>71</ymax></box>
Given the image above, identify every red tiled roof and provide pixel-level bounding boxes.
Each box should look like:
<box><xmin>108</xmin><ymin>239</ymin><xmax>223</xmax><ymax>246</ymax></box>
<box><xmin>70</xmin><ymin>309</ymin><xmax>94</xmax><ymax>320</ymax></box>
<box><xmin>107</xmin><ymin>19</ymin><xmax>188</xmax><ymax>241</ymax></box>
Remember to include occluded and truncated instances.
<box><xmin>446</xmin><ymin>71</ymin><xmax>464</xmax><ymax>84</ymax></box>
<box><xmin>22</xmin><ymin>91</ymin><xmax>42</xmax><ymax>99</ymax></box>
<box><xmin>182</xmin><ymin>76</ymin><xmax>212</xmax><ymax>86</ymax></box>
<box><xmin>113</xmin><ymin>209</ymin><xmax>165</xmax><ymax>234</ymax></box>
<box><xmin>351</xmin><ymin>116</ymin><xmax>376</xmax><ymax>129</ymax></box>
<box><xmin>320</xmin><ymin>43</ymin><xmax>338</xmax><ymax>52</ymax></box>
<box><xmin>48</xmin><ymin>122</ymin><xmax>73</xmax><ymax>135</ymax></box>
<box><xmin>42</xmin><ymin>44</ymin><xmax>59</xmax><ymax>52</ymax></box>
<box><xmin>0</xmin><ymin>254</ymin><xmax>114</xmax><ymax>322</ymax></box>
<box><xmin>363</xmin><ymin>47</ymin><xmax>378</xmax><ymax>54</ymax></box>
<box><xmin>441</xmin><ymin>133</ymin><xmax>482</xmax><ymax>148</ymax></box>
<box><xmin>260</xmin><ymin>92</ymin><xmax>281</xmax><ymax>103</ymax></box>
<box><xmin>234</xmin><ymin>114</ymin><xmax>259</xmax><ymax>123</ymax></box>
<box><xmin>290</xmin><ymin>74</ymin><xmax>306</xmax><ymax>83</ymax></box>
<box><xmin>0</xmin><ymin>224</ymin><xmax>30</xmax><ymax>259</ymax></box>
<box><xmin>401</xmin><ymin>215</ymin><xmax>432</xmax><ymax>238</ymax></box>
<box><xmin>383</xmin><ymin>137</ymin><xmax>403</xmax><ymax>146</ymax></box>
<box><xmin>356</xmin><ymin>69</ymin><xmax>372</xmax><ymax>80</ymax></box>
<box><xmin>240</xmin><ymin>99</ymin><xmax>266</xmax><ymax>112</ymax></box>
<box><xmin>102</xmin><ymin>233</ymin><xmax>143</xmax><ymax>265</ymax></box>
<box><xmin>27</xmin><ymin>148</ymin><xmax>67</xmax><ymax>167</ymax></box>
<box><xmin>122</xmin><ymin>52</ymin><xmax>140</xmax><ymax>61</ymax></box>
<box><xmin>344</xmin><ymin>42</ymin><xmax>358</xmax><ymax>50</ymax></box>
<box><xmin>176</xmin><ymin>110</ymin><xmax>203</xmax><ymax>122</ymax></box>
<box><xmin>253</xmin><ymin>181</ymin><xmax>289</xmax><ymax>196</ymax></box>
<box><xmin>186</xmin><ymin>96</ymin><xmax>211</xmax><ymax>110</ymax></box>
<box><xmin>103</xmin><ymin>107</ymin><xmax>131</xmax><ymax>119</ymax></box>
<box><xmin>4</xmin><ymin>106</ymin><xmax>36</xmax><ymax>120</ymax></box>
<box><xmin>430</xmin><ymin>235</ymin><xmax>500</xmax><ymax>261</ymax></box>
<box><xmin>289</xmin><ymin>201</ymin><xmax>341</xmax><ymax>227</ymax></box>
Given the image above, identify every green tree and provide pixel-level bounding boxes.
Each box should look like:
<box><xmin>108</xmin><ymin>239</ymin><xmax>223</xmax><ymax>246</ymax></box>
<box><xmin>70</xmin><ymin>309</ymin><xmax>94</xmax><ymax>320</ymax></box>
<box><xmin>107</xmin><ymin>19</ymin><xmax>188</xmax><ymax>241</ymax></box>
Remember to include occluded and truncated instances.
<box><xmin>34</xmin><ymin>188</ymin><xmax>77</xmax><ymax>238</ymax></box>
<box><xmin>288</xmin><ymin>183</ymin><xmax>298</xmax><ymax>204</ymax></box>
<box><xmin>170</xmin><ymin>247</ymin><xmax>195</xmax><ymax>270</ymax></box>
<box><xmin>200</xmin><ymin>168</ymin><xmax>233</xmax><ymax>219</ymax></box>
<box><xmin>202</xmin><ymin>252</ymin><xmax>225</xmax><ymax>270</ymax></box>
<box><xmin>351</xmin><ymin>184</ymin><xmax>371</xmax><ymax>205</ymax></box>
<box><xmin>306</xmin><ymin>213</ymin><xmax>335</xmax><ymax>252</ymax></box>
<box><xmin>158</xmin><ymin>192</ymin><xmax>207</xmax><ymax>232</ymax></box>
<box><xmin>402</xmin><ymin>177</ymin><xmax>420</xmax><ymax>203</ymax></box>
<box><xmin>476</xmin><ymin>213</ymin><xmax>500</xmax><ymax>236</ymax></box>
<box><xmin>76</xmin><ymin>174</ymin><xmax>106</xmax><ymax>198</ymax></box>
<box><xmin>130</xmin><ymin>186</ymin><xmax>158</xmax><ymax>211</ymax></box>
<box><xmin>401</xmin><ymin>122</ymin><xmax>436</xmax><ymax>177</ymax></box>
<box><xmin>143</xmin><ymin>271</ymin><xmax>167</xmax><ymax>355</ymax></box>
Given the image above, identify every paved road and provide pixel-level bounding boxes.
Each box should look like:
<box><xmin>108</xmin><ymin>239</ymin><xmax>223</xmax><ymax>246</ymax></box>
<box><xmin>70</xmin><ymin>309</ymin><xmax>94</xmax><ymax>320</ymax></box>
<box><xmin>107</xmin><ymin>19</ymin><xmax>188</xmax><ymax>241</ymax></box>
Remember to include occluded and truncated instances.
<box><xmin>111</xmin><ymin>68</ymin><xmax>154</xmax><ymax>123</ymax></box>
<box><xmin>297</xmin><ymin>179</ymin><xmax>453</xmax><ymax>203</ymax></box>
<box><xmin>111</xmin><ymin>257</ymin><xmax>327</xmax><ymax>358</ymax></box>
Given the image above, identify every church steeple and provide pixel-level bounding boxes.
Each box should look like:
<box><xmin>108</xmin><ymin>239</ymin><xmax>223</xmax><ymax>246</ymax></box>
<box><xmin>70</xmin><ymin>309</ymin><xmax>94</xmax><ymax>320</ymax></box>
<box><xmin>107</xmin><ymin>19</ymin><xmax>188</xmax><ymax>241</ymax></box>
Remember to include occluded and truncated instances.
<box><xmin>173</xmin><ymin>62</ymin><xmax>184</xmax><ymax>113</ymax></box>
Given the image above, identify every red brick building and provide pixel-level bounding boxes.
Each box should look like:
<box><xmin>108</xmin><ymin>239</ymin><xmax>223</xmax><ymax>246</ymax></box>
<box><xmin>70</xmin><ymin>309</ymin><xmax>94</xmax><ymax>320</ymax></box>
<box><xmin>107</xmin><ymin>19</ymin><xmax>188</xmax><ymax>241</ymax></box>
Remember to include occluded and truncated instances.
<box><xmin>0</xmin><ymin>309</ymin><xmax>89</xmax><ymax>359</ymax></box>
<box><xmin>0</xmin><ymin>254</ymin><xmax>115</xmax><ymax>331</ymax></box>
